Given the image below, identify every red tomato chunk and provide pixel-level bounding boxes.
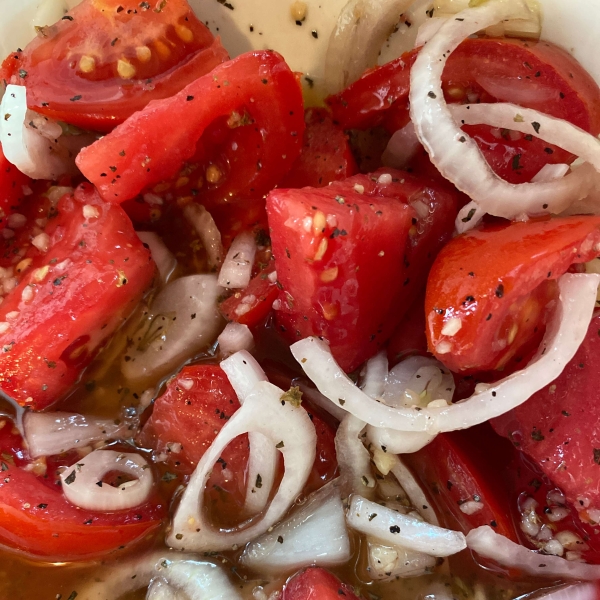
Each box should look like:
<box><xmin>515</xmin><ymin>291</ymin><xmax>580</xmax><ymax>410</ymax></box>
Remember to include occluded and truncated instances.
<box><xmin>281</xmin><ymin>567</ymin><xmax>363</xmax><ymax>600</ymax></box>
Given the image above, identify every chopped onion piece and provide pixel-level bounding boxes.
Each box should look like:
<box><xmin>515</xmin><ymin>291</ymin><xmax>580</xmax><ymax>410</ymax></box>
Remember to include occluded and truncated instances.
<box><xmin>467</xmin><ymin>526</ymin><xmax>600</xmax><ymax>580</ymax></box>
<box><xmin>218</xmin><ymin>231</ymin><xmax>256</xmax><ymax>289</ymax></box>
<box><xmin>381</xmin><ymin>123</ymin><xmax>421</xmax><ymax>170</ymax></box>
<box><xmin>0</xmin><ymin>86</ymin><xmax>78</xmax><ymax>180</ymax></box>
<box><xmin>24</xmin><ymin>411</ymin><xmax>131</xmax><ymax>459</ymax></box>
<box><xmin>408</xmin><ymin>0</ymin><xmax>599</xmax><ymax>220</ymax></box>
<box><xmin>292</xmin><ymin>274</ymin><xmax>599</xmax><ymax>433</ymax></box>
<box><xmin>335</xmin><ymin>414</ymin><xmax>376</xmax><ymax>498</ymax></box>
<box><xmin>147</xmin><ymin>559</ymin><xmax>243</xmax><ymax>600</ymax></box>
<box><xmin>450</xmin><ymin>103</ymin><xmax>600</xmax><ymax>171</ymax></box>
<box><xmin>241</xmin><ymin>481</ymin><xmax>351</xmax><ymax>572</ymax></box>
<box><xmin>324</xmin><ymin>0</ymin><xmax>416</xmax><ymax>94</ymax></box>
<box><xmin>167</xmin><ymin>381</ymin><xmax>316</xmax><ymax>552</ymax></box>
<box><xmin>136</xmin><ymin>232</ymin><xmax>177</xmax><ymax>285</ymax></box>
<box><xmin>367</xmin><ymin>539</ymin><xmax>437</xmax><ymax>580</ymax></box>
<box><xmin>183</xmin><ymin>204</ymin><xmax>223</xmax><ymax>271</ymax></box>
<box><xmin>218</xmin><ymin>323</ymin><xmax>254</xmax><ymax>357</ymax></box>
<box><xmin>360</xmin><ymin>351</ymin><xmax>388</xmax><ymax>398</ymax></box>
<box><xmin>220</xmin><ymin>351</ymin><xmax>275</xmax><ymax>515</ymax></box>
<box><xmin>60</xmin><ymin>449</ymin><xmax>153</xmax><ymax>511</ymax></box>
<box><xmin>367</xmin><ymin>427</ymin><xmax>436</xmax><ymax>454</ymax></box>
<box><xmin>122</xmin><ymin>274</ymin><xmax>223</xmax><ymax>382</ymax></box>
<box><xmin>391</xmin><ymin>459</ymin><xmax>439</xmax><ymax>525</ymax></box>
<box><xmin>348</xmin><ymin>495</ymin><xmax>466</xmax><ymax>556</ymax></box>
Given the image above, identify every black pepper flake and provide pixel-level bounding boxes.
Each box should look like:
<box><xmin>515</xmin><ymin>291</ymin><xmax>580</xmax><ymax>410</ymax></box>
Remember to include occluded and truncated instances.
<box><xmin>330</xmin><ymin>228</ymin><xmax>348</xmax><ymax>238</ymax></box>
<box><xmin>389</xmin><ymin>525</ymin><xmax>401</xmax><ymax>534</ymax></box>
<box><xmin>186</xmin><ymin>95</ymin><xmax>194</xmax><ymax>101</ymax></box>
<box><xmin>447</xmin><ymin>480</ymin><xmax>453</xmax><ymax>490</ymax></box>
<box><xmin>593</xmin><ymin>449</ymin><xmax>600</xmax><ymax>465</ymax></box>
<box><xmin>461</xmin><ymin>208</ymin><xmax>476</xmax><ymax>223</ymax></box>
<box><xmin>490</xmin><ymin>520</ymin><xmax>497</xmax><ymax>528</ymax></box>
<box><xmin>495</xmin><ymin>284</ymin><xmax>504</xmax><ymax>298</ymax></box>
<box><xmin>67</xmin><ymin>593</ymin><xmax>78</xmax><ymax>600</ymax></box>
<box><xmin>458</xmin><ymin>136</ymin><xmax>466</xmax><ymax>143</ymax></box>
<box><xmin>531</xmin><ymin>121</ymin><xmax>541</xmax><ymax>134</ymax></box>
<box><xmin>531</xmin><ymin>428</ymin><xmax>545</xmax><ymax>442</ymax></box>
<box><xmin>512</xmin><ymin>154</ymin><xmax>523</xmax><ymax>170</ymax></box>
<box><xmin>463</xmin><ymin>295</ymin><xmax>475</xmax><ymax>305</ymax></box>
<box><xmin>311</xmin><ymin>30</ymin><xmax>318</xmax><ymax>39</ymax></box>
<box><xmin>562</xmin><ymin>410</ymin><xmax>571</xmax><ymax>417</ymax></box>
<box><xmin>216</xmin><ymin>0</ymin><xmax>234</xmax><ymax>9</ymax></box>
<box><xmin>427</xmin><ymin>91</ymin><xmax>437</xmax><ymax>99</ymax></box>
<box><xmin>64</xmin><ymin>470</ymin><xmax>76</xmax><ymax>485</ymax></box>
<box><xmin>276</xmin><ymin>441</ymin><xmax>284</xmax><ymax>448</ymax></box>
<box><xmin>111</xmin><ymin>37</ymin><xmax>118</xmax><ymax>46</ymax></box>
<box><xmin>255</xmin><ymin>474</ymin><xmax>263</xmax><ymax>489</ymax></box>
<box><xmin>368</xmin><ymin>513</ymin><xmax>377</xmax><ymax>521</ymax></box>
<box><xmin>70</xmin><ymin>95</ymin><xmax>82</xmax><ymax>102</ymax></box>
<box><xmin>62</xmin><ymin>14</ymin><xmax>74</xmax><ymax>20</ymax></box>
<box><xmin>277</xmin><ymin>535</ymin><xmax>284</xmax><ymax>543</ymax></box>
<box><xmin>544</xmin><ymin>147</ymin><xmax>554</xmax><ymax>154</ymax></box>
<box><xmin>18</xmin><ymin>69</ymin><xmax>27</xmax><ymax>79</ymax></box>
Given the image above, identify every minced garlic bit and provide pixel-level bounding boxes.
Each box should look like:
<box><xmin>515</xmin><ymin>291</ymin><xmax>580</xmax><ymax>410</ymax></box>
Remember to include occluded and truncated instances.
<box><xmin>83</xmin><ymin>205</ymin><xmax>100</xmax><ymax>219</ymax></box>
<box><xmin>441</xmin><ymin>317</ymin><xmax>462</xmax><ymax>337</ymax></box>
<box><xmin>377</xmin><ymin>173</ymin><xmax>392</xmax><ymax>185</ymax></box>
<box><xmin>353</xmin><ymin>183</ymin><xmax>365</xmax><ymax>194</ymax></box>
<box><xmin>459</xmin><ymin>500</ymin><xmax>484</xmax><ymax>515</ymax></box>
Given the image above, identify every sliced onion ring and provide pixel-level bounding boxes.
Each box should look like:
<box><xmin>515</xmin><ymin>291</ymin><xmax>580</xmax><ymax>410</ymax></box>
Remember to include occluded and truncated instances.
<box><xmin>60</xmin><ymin>449</ymin><xmax>153</xmax><ymax>511</ymax></box>
<box><xmin>217</xmin><ymin>322</ymin><xmax>254</xmax><ymax>358</ymax></box>
<box><xmin>408</xmin><ymin>0</ymin><xmax>599</xmax><ymax>220</ymax></box>
<box><xmin>24</xmin><ymin>411</ymin><xmax>131</xmax><ymax>459</ymax></box>
<box><xmin>347</xmin><ymin>494</ymin><xmax>466</xmax><ymax>557</ymax></box>
<box><xmin>218</xmin><ymin>231</ymin><xmax>256</xmax><ymax>289</ymax></box>
<box><xmin>467</xmin><ymin>526</ymin><xmax>600</xmax><ymax>580</ymax></box>
<box><xmin>220</xmin><ymin>350</ymin><xmax>276</xmax><ymax>515</ymax></box>
<box><xmin>167</xmin><ymin>380</ymin><xmax>316</xmax><ymax>552</ymax></box>
<box><xmin>183</xmin><ymin>203</ymin><xmax>223</xmax><ymax>271</ymax></box>
<box><xmin>391</xmin><ymin>459</ymin><xmax>439</xmax><ymax>526</ymax></box>
<box><xmin>136</xmin><ymin>232</ymin><xmax>177</xmax><ymax>285</ymax></box>
<box><xmin>291</xmin><ymin>274</ymin><xmax>599</xmax><ymax>433</ymax></box>
<box><xmin>324</xmin><ymin>0</ymin><xmax>416</xmax><ymax>94</ymax></box>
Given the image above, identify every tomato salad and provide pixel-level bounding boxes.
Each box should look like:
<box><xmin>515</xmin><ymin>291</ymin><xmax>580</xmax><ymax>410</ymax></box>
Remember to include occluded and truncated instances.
<box><xmin>1</xmin><ymin>0</ymin><xmax>600</xmax><ymax>598</ymax></box>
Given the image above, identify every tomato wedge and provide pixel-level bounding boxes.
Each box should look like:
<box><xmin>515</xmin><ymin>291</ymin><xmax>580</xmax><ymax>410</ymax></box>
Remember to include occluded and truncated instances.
<box><xmin>1</xmin><ymin>0</ymin><xmax>229</xmax><ymax>132</ymax></box>
<box><xmin>425</xmin><ymin>216</ymin><xmax>600</xmax><ymax>373</ymax></box>
<box><xmin>76</xmin><ymin>50</ymin><xmax>305</xmax><ymax>206</ymax></box>
<box><xmin>492</xmin><ymin>313</ymin><xmax>600</xmax><ymax>529</ymax></box>
<box><xmin>281</xmin><ymin>567</ymin><xmax>363</xmax><ymax>600</ymax></box>
<box><xmin>267</xmin><ymin>168</ymin><xmax>458</xmax><ymax>372</ymax></box>
<box><xmin>327</xmin><ymin>38</ymin><xmax>600</xmax><ymax>183</ymax></box>
<box><xmin>0</xmin><ymin>183</ymin><xmax>155</xmax><ymax>409</ymax></box>
<box><xmin>278</xmin><ymin>108</ymin><xmax>357</xmax><ymax>189</ymax></box>
<box><xmin>0</xmin><ymin>418</ymin><xmax>164</xmax><ymax>561</ymax></box>
<box><xmin>0</xmin><ymin>144</ymin><xmax>31</xmax><ymax>227</ymax></box>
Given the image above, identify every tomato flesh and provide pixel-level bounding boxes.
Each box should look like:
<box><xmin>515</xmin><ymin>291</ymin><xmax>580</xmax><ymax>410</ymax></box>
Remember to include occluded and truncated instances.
<box><xmin>2</xmin><ymin>0</ymin><xmax>229</xmax><ymax>132</ymax></box>
<box><xmin>279</xmin><ymin>108</ymin><xmax>357</xmax><ymax>189</ymax></box>
<box><xmin>281</xmin><ymin>567</ymin><xmax>363</xmax><ymax>600</ymax></box>
<box><xmin>425</xmin><ymin>216</ymin><xmax>600</xmax><ymax>373</ymax></box>
<box><xmin>76</xmin><ymin>50</ymin><xmax>305</xmax><ymax>207</ymax></box>
<box><xmin>267</xmin><ymin>168</ymin><xmax>458</xmax><ymax>372</ymax></box>
<box><xmin>0</xmin><ymin>183</ymin><xmax>155</xmax><ymax>409</ymax></box>
<box><xmin>0</xmin><ymin>144</ymin><xmax>31</xmax><ymax>227</ymax></box>
<box><xmin>327</xmin><ymin>38</ymin><xmax>600</xmax><ymax>183</ymax></box>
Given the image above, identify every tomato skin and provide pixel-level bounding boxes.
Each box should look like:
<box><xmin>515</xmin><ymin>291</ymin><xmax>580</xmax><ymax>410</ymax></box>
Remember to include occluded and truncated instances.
<box><xmin>492</xmin><ymin>314</ymin><xmax>600</xmax><ymax>527</ymax></box>
<box><xmin>0</xmin><ymin>145</ymin><xmax>31</xmax><ymax>226</ymax></box>
<box><xmin>425</xmin><ymin>217</ymin><xmax>600</xmax><ymax>373</ymax></box>
<box><xmin>0</xmin><ymin>419</ymin><xmax>164</xmax><ymax>561</ymax></box>
<box><xmin>0</xmin><ymin>183</ymin><xmax>155</xmax><ymax>409</ymax></box>
<box><xmin>404</xmin><ymin>425</ymin><xmax>520</xmax><ymax>541</ymax></box>
<box><xmin>327</xmin><ymin>38</ymin><xmax>600</xmax><ymax>183</ymax></box>
<box><xmin>3</xmin><ymin>0</ymin><xmax>229</xmax><ymax>132</ymax></box>
<box><xmin>386</xmin><ymin>292</ymin><xmax>428</xmax><ymax>366</ymax></box>
<box><xmin>281</xmin><ymin>568</ymin><xmax>362</xmax><ymax>600</ymax></box>
<box><xmin>76</xmin><ymin>50</ymin><xmax>305</xmax><ymax>206</ymax></box>
<box><xmin>267</xmin><ymin>169</ymin><xmax>458</xmax><ymax>372</ymax></box>
<box><xmin>278</xmin><ymin>108</ymin><xmax>357</xmax><ymax>189</ymax></box>
<box><xmin>220</xmin><ymin>264</ymin><xmax>279</xmax><ymax>329</ymax></box>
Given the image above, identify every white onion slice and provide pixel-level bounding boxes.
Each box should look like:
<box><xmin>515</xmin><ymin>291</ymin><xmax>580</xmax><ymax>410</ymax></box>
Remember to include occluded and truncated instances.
<box><xmin>183</xmin><ymin>204</ymin><xmax>224</xmax><ymax>271</ymax></box>
<box><xmin>527</xmin><ymin>584</ymin><xmax>600</xmax><ymax>600</ymax></box>
<box><xmin>147</xmin><ymin>559</ymin><xmax>243</xmax><ymax>600</ymax></box>
<box><xmin>408</xmin><ymin>0</ymin><xmax>600</xmax><ymax>220</ymax></box>
<box><xmin>292</xmin><ymin>274</ymin><xmax>599</xmax><ymax>433</ymax></box>
<box><xmin>381</xmin><ymin>123</ymin><xmax>421</xmax><ymax>170</ymax></box>
<box><xmin>532</xmin><ymin>163</ymin><xmax>571</xmax><ymax>183</ymax></box>
<box><xmin>136</xmin><ymin>232</ymin><xmax>177</xmax><ymax>285</ymax></box>
<box><xmin>23</xmin><ymin>411</ymin><xmax>131</xmax><ymax>459</ymax></box>
<box><xmin>360</xmin><ymin>351</ymin><xmax>388</xmax><ymax>398</ymax></box>
<box><xmin>391</xmin><ymin>459</ymin><xmax>439</xmax><ymax>525</ymax></box>
<box><xmin>467</xmin><ymin>526</ymin><xmax>600</xmax><ymax>580</ymax></box>
<box><xmin>367</xmin><ymin>427</ymin><xmax>436</xmax><ymax>454</ymax></box>
<box><xmin>217</xmin><ymin>322</ymin><xmax>254</xmax><ymax>358</ymax></box>
<box><xmin>219</xmin><ymin>351</ymin><xmax>275</xmax><ymax>516</ymax></box>
<box><xmin>60</xmin><ymin>449</ymin><xmax>153</xmax><ymax>511</ymax></box>
<box><xmin>455</xmin><ymin>200</ymin><xmax>487</xmax><ymax>234</ymax></box>
<box><xmin>335</xmin><ymin>414</ymin><xmax>376</xmax><ymax>498</ymax></box>
<box><xmin>348</xmin><ymin>495</ymin><xmax>466</xmax><ymax>556</ymax></box>
<box><xmin>450</xmin><ymin>103</ymin><xmax>600</xmax><ymax>171</ymax></box>
<box><xmin>167</xmin><ymin>380</ymin><xmax>316</xmax><ymax>552</ymax></box>
<box><xmin>367</xmin><ymin>539</ymin><xmax>437</xmax><ymax>580</ymax></box>
<box><xmin>294</xmin><ymin>380</ymin><xmax>348</xmax><ymax>422</ymax></box>
<box><xmin>241</xmin><ymin>480</ymin><xmax>351</xmax><ymax>572</ymax></box>
<box><xmin>122</xmin><ymin>274</ymin><xmax>223</xmax><ymax>382</ymax></box>
<box><xmin>218</xmin><ymin>231</ymin><xmax>256</xmax><ymax>289</ymax></box>
<box><xmin>324</xmin><ymin>0</ymin><xmax>416</xmax><ymax>94</ymax></box>
<box><xmin>0</xmin><ymin>86</ymin><xmax>77</xmax><ymax>180</ymax></box>
<box><xmin>414</xmin><ymin>17</ymin><xmax>445</xmax><ymax>47</ymax></box>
